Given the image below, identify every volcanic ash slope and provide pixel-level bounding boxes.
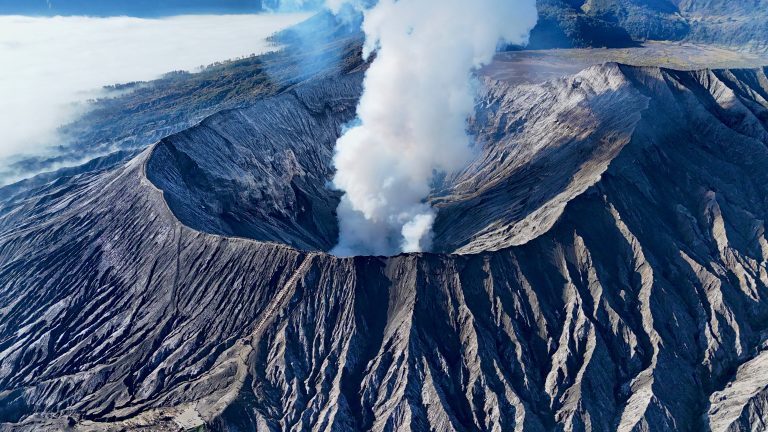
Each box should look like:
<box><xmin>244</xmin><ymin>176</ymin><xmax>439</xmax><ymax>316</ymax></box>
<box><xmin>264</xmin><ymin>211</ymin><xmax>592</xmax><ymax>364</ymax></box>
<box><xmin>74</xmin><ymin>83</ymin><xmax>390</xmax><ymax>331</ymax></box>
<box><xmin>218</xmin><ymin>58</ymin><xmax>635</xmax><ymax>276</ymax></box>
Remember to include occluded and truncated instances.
<box><xmin>2</xmin><ymin>64</ymin><xmax>768</xmax><ymax>431</ymax></box>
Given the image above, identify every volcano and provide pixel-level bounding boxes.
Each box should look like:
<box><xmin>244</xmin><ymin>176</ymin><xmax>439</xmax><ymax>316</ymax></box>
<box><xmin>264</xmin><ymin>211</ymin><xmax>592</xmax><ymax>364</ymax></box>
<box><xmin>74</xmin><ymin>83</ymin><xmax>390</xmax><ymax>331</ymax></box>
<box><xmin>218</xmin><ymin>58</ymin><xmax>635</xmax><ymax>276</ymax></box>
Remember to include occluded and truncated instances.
<box><xmin>2</xmin><ymin>54</ymin><xmax>768</xmax><ymax>431</ymax></box>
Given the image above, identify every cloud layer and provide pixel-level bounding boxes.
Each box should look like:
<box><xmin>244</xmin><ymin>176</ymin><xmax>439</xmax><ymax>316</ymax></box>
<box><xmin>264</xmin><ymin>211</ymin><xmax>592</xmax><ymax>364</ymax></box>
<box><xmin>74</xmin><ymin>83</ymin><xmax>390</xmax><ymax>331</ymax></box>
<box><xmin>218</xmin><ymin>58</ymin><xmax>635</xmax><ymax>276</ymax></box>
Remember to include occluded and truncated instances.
<box><xmin>0</xmin><ymin>13</ymin><xmax>308</xmax><ymax>164</ymax></box>
<box><xmin>330</xmin><ymin>0</ymin><xmax>538</xmax><ymax>256</ymax></box>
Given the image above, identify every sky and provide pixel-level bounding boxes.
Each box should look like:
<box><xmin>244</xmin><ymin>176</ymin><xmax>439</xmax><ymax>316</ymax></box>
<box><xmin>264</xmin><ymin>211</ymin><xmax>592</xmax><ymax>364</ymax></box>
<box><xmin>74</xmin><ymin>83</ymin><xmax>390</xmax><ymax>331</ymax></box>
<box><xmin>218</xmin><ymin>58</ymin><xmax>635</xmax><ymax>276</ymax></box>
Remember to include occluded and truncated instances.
<box><xmin>0</xmin><ymin>0</ymin><xmax>264</xmax><ymax>17</ymax></box>
<box><xmin>0</xmin><ymin>10</ymin><xmax>311</xmax><ymax>177</ymax></box>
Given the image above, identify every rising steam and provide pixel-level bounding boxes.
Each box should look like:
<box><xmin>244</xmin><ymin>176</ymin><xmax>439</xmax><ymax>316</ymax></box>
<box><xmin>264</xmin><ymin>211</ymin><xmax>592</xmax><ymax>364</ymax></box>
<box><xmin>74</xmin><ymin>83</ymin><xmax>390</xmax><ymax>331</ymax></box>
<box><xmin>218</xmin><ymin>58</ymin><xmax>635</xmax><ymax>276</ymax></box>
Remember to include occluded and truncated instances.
<box><xmin>329</xmin><ymin>0</ymin><xmax>538</xmax><ymax>256</ymax></box>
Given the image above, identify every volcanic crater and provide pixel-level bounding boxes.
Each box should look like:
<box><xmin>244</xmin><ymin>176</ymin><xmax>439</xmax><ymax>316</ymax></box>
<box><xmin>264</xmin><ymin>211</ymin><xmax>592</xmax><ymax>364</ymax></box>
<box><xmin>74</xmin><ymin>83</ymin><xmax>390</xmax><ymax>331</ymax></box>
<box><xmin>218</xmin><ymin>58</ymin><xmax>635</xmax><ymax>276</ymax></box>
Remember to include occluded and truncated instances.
<box><xmin>145</xmin><ymin>62</ymin><xmax>648</xmax><ymax>257</ymax></box>
<box><xmin>4</xmin><ymin>60</ymin><xmax>768</xmax><ymax>430</ymax></box>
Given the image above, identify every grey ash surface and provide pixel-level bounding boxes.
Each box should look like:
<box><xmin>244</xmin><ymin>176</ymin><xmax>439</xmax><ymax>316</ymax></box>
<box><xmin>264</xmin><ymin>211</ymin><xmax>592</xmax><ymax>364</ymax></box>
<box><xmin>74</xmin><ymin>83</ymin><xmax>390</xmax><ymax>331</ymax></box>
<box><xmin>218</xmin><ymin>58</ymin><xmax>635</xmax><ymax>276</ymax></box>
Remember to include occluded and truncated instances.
<box><xmin>3</xmin><ymin>61</ymin><xmax>768</xmax><ymax>431</ymax></box>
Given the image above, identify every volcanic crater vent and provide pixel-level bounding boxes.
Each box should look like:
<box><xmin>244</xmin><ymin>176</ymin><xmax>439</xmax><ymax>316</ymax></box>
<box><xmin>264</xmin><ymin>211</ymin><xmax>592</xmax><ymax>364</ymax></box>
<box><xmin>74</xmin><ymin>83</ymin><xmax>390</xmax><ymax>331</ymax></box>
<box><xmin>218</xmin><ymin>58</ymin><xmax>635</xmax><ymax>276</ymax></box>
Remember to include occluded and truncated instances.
<box><xmin>147</xmin><ymin>64</ymin><xmax>650</xmax><ymax>256</ymax></box>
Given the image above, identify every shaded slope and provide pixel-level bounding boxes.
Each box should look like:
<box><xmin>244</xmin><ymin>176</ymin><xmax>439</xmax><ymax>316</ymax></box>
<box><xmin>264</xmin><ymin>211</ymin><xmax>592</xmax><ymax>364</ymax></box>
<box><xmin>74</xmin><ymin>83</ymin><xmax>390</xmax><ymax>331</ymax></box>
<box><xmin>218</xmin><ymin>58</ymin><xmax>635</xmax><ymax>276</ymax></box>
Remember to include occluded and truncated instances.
<box><xmin>146</xmin><ymin>73</ymin><xmax>362</xmax><ymax>251</ymax></box>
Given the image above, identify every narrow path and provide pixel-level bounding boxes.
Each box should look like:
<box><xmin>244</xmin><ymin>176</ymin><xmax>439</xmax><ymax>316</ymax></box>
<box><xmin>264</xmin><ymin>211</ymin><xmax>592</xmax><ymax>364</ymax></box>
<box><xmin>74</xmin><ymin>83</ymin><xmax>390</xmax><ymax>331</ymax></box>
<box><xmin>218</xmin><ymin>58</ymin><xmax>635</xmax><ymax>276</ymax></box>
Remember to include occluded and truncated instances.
<box><xmin>250</xmin><ymin>252</ymin><xmax>318</xmax><ymax>339</ymax></box>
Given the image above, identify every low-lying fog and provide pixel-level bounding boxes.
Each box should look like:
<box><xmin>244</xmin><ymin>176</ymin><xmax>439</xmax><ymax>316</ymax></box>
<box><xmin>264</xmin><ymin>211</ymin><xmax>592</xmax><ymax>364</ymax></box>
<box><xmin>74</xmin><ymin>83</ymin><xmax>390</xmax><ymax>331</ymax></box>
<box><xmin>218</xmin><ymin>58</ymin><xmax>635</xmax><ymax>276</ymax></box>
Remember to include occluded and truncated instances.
<box><xmin>0</xmin><ymin>13</ymin><xmax>309</xmax><ymax>177</ymax></box>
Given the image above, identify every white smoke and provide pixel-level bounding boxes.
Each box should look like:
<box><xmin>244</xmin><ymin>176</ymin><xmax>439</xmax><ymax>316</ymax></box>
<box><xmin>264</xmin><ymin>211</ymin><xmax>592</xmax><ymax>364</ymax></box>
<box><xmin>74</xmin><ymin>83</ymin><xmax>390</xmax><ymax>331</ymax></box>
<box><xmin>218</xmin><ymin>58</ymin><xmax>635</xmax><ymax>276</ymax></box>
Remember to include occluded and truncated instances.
<box><xmin>329</xmin><ymin>0</ymin><xmax>538</xmax><ymax>256</ymax></box>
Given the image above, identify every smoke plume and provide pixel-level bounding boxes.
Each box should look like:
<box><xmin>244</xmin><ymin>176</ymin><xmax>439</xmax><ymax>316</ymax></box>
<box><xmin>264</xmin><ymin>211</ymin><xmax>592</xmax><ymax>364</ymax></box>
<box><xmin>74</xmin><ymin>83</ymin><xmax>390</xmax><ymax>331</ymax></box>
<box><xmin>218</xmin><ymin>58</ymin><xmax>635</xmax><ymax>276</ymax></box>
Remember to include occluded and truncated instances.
<box><xmin>329</xmin><ymin>0</ymin><xmax>538</xmax><ymax>256</ymax></box>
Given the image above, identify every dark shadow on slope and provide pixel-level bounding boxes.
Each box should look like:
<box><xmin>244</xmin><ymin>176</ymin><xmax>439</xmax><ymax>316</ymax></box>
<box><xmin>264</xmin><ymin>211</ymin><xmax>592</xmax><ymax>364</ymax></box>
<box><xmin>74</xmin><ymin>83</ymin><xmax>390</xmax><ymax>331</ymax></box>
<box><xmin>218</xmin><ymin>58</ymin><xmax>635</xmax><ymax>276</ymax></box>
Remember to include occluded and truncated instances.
<box><xmin>146</xmin><ymin>73</ymin><xmax>363</xmax><ymax>252</ymax></box>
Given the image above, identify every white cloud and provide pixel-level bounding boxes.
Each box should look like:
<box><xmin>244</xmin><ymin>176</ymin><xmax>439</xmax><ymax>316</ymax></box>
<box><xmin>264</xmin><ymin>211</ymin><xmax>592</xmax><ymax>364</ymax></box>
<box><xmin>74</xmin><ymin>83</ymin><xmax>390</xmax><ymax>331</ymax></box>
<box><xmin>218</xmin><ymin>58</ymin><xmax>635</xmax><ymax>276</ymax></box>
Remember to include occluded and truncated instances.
<box><xmin>0</xmin><ymin>13</ymin><xmax>309</xmax><ymax>164</ymax></box>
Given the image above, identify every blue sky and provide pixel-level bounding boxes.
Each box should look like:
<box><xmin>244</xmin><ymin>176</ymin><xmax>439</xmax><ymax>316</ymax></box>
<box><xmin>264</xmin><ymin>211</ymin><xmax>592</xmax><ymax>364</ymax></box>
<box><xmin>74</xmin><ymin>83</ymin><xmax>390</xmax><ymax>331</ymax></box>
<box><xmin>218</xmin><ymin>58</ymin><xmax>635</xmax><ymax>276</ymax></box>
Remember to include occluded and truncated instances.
<box><xmin>0</xmin><ymin>0</ymin><xmax>264</xmax><ymax>17</ymax></box>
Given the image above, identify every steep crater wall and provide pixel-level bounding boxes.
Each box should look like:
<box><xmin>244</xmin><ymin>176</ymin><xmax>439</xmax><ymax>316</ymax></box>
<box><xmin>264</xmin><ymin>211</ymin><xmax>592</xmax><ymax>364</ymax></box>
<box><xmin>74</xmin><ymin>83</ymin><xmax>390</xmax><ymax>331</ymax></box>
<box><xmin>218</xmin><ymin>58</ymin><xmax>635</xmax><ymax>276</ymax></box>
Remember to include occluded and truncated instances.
<box><xmin>145</xmin><ymin>74</ymin><xmax>362</xmax><ymax>251</ymax></box>
<box><xmin>146</xmin><ymin>64</ymin><xmax>656</xmax><ymax>256</ymax></box>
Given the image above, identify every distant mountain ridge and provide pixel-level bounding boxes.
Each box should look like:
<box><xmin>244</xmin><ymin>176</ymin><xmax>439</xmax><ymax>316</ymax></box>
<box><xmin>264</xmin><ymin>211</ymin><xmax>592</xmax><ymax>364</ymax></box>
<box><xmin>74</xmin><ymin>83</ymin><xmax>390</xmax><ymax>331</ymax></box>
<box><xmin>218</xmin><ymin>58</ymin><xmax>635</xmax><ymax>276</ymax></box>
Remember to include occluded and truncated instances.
<box><xmin>530</xmin><ymin>0</ymin><xmax>768</xmax><ymax>51</ymax></box>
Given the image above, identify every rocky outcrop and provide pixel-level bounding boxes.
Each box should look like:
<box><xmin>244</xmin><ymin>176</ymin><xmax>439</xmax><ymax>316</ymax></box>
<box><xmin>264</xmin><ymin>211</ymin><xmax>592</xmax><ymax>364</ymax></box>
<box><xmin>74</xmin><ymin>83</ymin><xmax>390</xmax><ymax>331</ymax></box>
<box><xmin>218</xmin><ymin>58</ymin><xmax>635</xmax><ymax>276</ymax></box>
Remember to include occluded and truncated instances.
<box><xmin>2</xmin><ymin>64</ymin><xmax>768</xmax><ymax>431</ymax></box>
